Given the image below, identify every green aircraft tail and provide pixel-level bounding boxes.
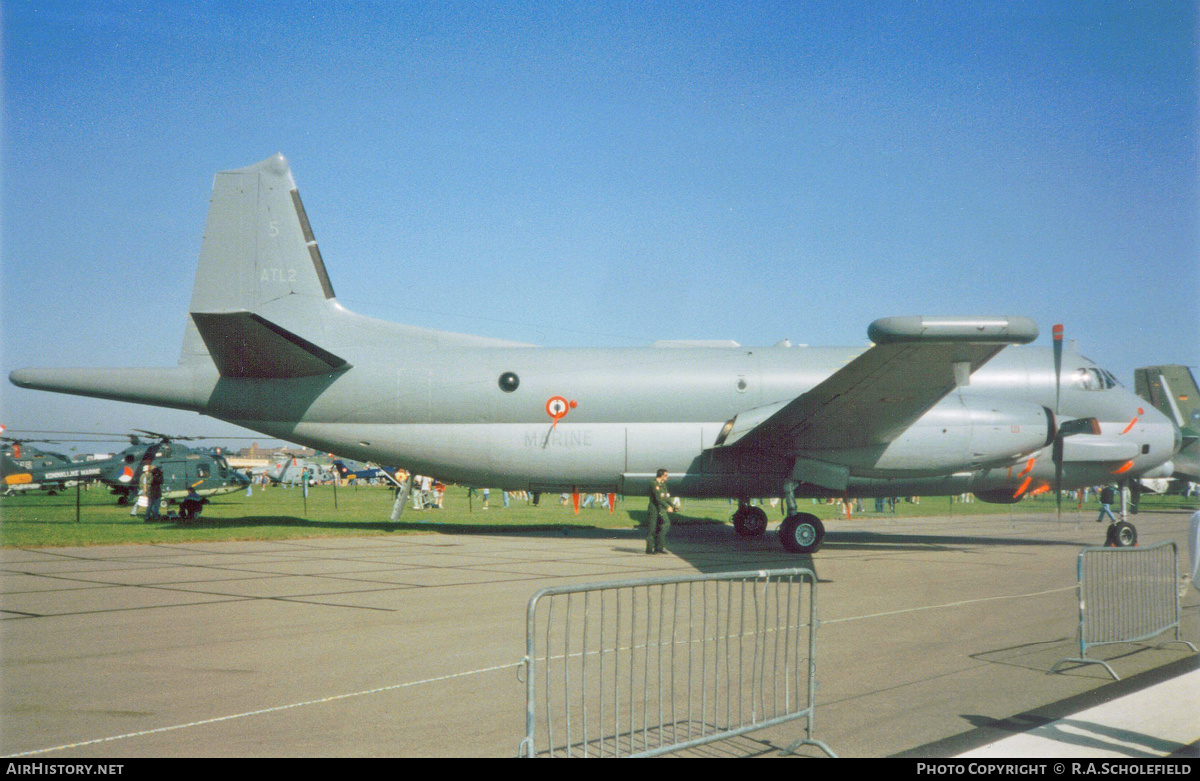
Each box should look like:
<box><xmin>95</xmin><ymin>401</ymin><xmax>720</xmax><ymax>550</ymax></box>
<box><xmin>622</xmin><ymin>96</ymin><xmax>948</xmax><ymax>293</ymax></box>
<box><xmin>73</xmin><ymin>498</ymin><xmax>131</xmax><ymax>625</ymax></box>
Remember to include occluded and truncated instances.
<box><xmin>1135</xmin><ymin>364</ymin><xmax>1200</xmax><ymax>482</ymax></box>
<box><xmin>1135</xmin><ymin>365</ymin><xmax>1200</xmax><ymax>435</ymax></box>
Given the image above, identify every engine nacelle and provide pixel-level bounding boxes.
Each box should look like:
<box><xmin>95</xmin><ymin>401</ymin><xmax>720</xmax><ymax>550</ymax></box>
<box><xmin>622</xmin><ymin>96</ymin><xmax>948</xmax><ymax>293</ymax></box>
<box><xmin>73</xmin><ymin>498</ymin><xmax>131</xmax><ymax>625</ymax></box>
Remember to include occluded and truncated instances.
<box><xmin>868</xmin><ymin>395</ymin><xmax>1055</xmax><ymax>475</ymax></box>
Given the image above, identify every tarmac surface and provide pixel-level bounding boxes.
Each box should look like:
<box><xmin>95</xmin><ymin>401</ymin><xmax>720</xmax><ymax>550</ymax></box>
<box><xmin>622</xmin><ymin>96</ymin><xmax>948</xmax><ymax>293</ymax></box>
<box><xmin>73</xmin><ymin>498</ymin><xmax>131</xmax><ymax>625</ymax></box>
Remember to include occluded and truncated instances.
<box><xmin>2</xmin><ymin>508</ymin><xmax>1197</xmax><ymax>758</ymax></box>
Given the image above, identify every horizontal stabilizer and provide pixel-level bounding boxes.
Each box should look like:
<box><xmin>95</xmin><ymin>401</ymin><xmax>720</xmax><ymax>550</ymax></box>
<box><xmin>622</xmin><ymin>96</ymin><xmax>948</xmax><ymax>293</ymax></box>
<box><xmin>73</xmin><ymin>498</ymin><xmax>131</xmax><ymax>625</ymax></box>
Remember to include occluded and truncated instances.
<box><xmin>191</xmin><ymin>311</ymin><xmax>350</xmax><ymax>378</ymax></box>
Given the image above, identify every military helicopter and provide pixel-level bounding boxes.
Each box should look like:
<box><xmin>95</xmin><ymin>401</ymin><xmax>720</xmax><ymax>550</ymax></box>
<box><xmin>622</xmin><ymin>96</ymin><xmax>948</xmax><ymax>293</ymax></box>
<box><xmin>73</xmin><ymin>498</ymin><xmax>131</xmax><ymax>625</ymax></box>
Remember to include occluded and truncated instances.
<box><xmin>98</xmin><ymin>431</ymin><xmax>252</xmax><ymax>507</ymax></box>
<box><xmin>263</xmin><ymin>454</ymin><xmax>335</xmax><ymax>486</ymax></box>
<box><xmin>1</xmin><ymin>430</ymin><xmax>250</xmax><ymax>508</ymax></box>
<box><xmin>1</xmin><ymin>434</ymin><xmax>79</xmax><ymax>494</ymax></box>
<box><xmin>332</xmin><ymin>460</ymin><xmax>399</xmax><ymax>483</ymax></box>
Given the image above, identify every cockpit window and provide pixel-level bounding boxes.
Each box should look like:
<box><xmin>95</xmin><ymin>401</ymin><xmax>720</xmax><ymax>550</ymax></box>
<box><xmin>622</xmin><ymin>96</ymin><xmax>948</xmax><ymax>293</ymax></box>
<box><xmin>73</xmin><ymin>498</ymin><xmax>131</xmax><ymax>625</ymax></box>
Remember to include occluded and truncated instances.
<box><xmin>1072</xmin><ymin>367</ymin><xmax>1120</xmax><ymax>391</ymax></box>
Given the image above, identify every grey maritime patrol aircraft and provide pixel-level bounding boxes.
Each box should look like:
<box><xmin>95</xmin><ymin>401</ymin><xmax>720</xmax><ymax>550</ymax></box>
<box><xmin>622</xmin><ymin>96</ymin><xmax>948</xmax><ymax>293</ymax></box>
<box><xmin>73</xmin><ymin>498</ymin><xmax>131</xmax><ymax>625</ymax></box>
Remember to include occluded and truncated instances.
<box><xmin>9</xmin><ymin>155</ymin><xmax>1181</xmax><ymax>552</ymax></box>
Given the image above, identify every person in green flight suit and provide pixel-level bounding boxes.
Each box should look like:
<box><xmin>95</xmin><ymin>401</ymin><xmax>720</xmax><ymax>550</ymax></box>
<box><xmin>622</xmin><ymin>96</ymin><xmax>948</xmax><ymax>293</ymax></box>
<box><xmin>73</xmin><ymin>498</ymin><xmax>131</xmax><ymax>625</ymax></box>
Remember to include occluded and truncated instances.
<box><xmin>646</xmin><ymin>468</ymin><xmax>675</xmax><ymax>554</ymax></box>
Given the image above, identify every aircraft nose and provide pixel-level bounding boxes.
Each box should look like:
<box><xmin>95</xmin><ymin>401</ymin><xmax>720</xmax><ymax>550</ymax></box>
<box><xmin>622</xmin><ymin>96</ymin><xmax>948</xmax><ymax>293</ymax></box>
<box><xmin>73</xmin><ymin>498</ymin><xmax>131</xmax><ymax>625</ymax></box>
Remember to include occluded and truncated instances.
<box><xmin>1142</xmin><ymin>404</ymin><xmax>1183</xmax><ymax>464</ymax></box>
<box><xmin>1145</xmin><ymin>403</ymin><xmax>1183</xmax><ymax>454</ymax></box>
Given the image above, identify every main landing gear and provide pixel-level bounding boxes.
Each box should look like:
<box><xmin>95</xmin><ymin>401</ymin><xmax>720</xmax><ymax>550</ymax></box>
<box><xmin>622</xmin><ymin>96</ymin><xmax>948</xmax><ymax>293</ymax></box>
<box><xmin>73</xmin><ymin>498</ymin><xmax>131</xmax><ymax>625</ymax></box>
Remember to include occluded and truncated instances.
<box><xmin>779</xmin><ymin>513</ymin><xmax>825</xmax><ymax>554</ymax></box>
<box><xmin>732</xmin><ymin>503</ymin><xmax>768</xmax><ymax>537</ymax></box>
<box><xmin>731</xmin><ymin>500</ymin><xmax>826</xmax><ymax>554</ymax></box>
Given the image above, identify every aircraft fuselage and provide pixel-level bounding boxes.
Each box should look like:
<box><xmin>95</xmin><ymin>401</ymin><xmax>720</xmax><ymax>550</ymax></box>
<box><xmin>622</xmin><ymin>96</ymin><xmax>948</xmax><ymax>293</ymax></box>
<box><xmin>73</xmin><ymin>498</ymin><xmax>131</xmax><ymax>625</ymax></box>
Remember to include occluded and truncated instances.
<box><xmin>189</xmin><ymin>333</ymin><xmax>1174</xmax><ymax>500</ymax></box>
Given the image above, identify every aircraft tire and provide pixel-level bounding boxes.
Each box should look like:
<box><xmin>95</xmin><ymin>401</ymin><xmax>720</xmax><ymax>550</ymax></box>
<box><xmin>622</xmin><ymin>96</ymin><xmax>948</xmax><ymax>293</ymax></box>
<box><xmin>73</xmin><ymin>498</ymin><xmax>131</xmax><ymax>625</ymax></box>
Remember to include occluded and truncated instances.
<box><xmin>780</xmin><ymin>513</ymin><xmax>824</xmax><ymax>554</ymax></box>
<box><xmin>1108</xmin><ymin>521</ymin><xmax>1137</xmax><ymax>548</ymax></box>
<box><xmin>733</xmin><ymin>506</ymin><xmax>769</xmax><ymax>537</ymax></box>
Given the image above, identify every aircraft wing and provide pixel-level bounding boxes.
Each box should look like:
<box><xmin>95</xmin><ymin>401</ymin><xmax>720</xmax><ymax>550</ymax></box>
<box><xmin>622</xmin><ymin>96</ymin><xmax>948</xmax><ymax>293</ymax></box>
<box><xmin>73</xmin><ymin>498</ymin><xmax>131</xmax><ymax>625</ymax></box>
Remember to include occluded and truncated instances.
<box><xmin>724</xmin><ymin>317</ymin><xmax>1039</xmax><ymax>453</ymax></box>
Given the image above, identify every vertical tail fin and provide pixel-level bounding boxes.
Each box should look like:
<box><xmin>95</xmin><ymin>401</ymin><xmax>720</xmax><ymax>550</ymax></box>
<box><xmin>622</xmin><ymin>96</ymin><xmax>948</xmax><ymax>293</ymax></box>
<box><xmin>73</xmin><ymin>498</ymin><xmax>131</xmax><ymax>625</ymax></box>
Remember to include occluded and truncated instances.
<box><xmin>180</xmin><ymin>153</ymin><xmax>340</xmax><ymax>367</ymax></box>
<box><xmin>1135</xmin><ymin>365</ymin><xmax>1200</xmax><ymax>433</ymax></box>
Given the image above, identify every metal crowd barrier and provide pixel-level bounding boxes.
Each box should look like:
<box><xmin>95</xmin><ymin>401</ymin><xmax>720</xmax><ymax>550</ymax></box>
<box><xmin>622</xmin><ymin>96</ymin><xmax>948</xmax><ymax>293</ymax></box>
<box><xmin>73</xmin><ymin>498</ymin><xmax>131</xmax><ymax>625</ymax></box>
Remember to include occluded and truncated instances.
<box><xmin>518</xmin><ymin>568</ymin><xmax>836</xmax><ymax>758</ymax></box>
<box><xmin>1051</xmin><ymin>542</ymin><xmax>1197</xmax><ymax>680</ymax></box>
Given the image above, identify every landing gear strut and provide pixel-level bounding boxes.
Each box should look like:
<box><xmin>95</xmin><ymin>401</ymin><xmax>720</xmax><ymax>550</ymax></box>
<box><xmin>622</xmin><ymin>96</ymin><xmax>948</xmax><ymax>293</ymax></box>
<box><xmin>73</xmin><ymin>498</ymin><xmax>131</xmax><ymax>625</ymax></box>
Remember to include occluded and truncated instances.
<box><xmin>1106</xmin><ymin>480</ymin><xmax>1137</xmax><ymax>547</ymax></box>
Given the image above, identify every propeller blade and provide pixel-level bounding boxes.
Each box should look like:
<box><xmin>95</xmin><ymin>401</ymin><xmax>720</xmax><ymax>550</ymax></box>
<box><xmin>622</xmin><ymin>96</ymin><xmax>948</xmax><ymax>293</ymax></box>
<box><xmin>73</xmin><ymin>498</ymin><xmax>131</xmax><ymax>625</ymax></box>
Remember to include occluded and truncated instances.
<box><xmin>1058</xmin><ymin>417</ymin><xmax>1101</xmax><ymax>437</ymax></box>
<box><xmin>1053</xmin><ymin>437</ymin><xmax>1064</xmax><ymax>520</ymax></box>
<box><xmin>1052</xmin><ymin>324</ymin><xmax>1064</xmax><ymax>415</ymax></box>
<box><xmin>1051</xmin><ymin>324</ymin><xmax>1064</xmax><ymax>521</ymax></box>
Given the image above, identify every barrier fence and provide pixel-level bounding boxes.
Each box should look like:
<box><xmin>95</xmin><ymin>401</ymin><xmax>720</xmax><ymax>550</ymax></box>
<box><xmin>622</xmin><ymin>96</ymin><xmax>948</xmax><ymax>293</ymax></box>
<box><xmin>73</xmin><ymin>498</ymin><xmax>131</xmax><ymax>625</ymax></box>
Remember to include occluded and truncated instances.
<box><xmin>518</xmin><ymin>568</ymin><xmax>835</xmax><ymax>758</ymax></box>
<box><xmin>1051</xmin><ymin>542</ymin><xmax>1197</xmax><ymax>680</ymax></box>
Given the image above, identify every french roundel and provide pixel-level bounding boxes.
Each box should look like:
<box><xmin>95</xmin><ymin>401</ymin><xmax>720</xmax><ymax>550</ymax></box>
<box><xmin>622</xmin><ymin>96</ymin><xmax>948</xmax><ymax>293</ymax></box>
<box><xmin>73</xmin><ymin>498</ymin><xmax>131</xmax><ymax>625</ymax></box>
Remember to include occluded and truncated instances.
<box><xmin>546</xmin><ymin>396</ymin><xmax>569</xmax><ymax>419</ymax></box>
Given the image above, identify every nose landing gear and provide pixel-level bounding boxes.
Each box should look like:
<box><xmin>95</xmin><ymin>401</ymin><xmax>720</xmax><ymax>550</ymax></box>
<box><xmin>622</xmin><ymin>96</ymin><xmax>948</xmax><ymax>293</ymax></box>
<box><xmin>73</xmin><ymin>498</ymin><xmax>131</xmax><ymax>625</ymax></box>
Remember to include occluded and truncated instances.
<box><xmin>1105</xmin><ymin>520</ymin><xmax>1137</xmax><ymax>547</ymax></box>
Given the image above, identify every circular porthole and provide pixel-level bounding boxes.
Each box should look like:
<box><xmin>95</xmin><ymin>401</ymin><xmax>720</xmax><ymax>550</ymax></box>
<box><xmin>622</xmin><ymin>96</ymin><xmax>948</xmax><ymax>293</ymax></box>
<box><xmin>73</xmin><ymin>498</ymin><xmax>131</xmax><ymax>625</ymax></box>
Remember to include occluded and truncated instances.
<box><xmin>498</xmin><ymin>372</ymin><xmax>520</xmax><ymax>392</ymax></box>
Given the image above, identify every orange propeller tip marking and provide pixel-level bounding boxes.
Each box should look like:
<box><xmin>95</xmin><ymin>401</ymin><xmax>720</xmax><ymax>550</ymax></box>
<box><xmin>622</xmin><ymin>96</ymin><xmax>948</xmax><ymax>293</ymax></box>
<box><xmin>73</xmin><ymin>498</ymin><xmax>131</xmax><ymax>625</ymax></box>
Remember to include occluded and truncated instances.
<box><xmin>1029</xmin><ymin>483</ymin><xmax>1051</xmax><ymax>497</ymax></box>
<box><xmin>1111</xmin><ymin>460</ymin><xmax>1135</xmax><ymax>475</ymax></box>
<box><xmin>1018</xmin><ymin>456</ymin><xmax>1036</xmax><ymax>478</ymax></box>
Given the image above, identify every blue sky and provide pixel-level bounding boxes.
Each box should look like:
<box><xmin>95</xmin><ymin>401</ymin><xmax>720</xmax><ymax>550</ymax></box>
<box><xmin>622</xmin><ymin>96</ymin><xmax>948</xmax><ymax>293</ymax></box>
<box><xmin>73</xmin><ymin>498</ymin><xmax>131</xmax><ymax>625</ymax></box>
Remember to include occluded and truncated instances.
<box><xmin>2</xmin><ymin>1</ymin><xmax>1197</xmax><ymax>452</ymax></box>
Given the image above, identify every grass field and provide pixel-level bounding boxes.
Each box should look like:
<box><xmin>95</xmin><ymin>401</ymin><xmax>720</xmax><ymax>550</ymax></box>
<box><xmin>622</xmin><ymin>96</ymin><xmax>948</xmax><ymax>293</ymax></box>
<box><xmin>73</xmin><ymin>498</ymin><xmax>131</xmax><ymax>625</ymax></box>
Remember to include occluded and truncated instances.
<box><xmin>2</xmin><ymin>482</ymin><xmax>1196</xmax><ymax>549</ymax></box>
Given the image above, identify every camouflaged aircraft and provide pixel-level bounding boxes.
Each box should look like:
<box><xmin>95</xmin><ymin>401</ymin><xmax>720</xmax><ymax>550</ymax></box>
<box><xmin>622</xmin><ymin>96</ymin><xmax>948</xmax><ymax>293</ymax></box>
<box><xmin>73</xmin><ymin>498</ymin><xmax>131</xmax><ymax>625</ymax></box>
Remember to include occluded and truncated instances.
<box><xmin>9</xmin><ymin>155</ymin><xmax>1181</xmax><ymax>552</ymax></box>
<box><xmin>1135</xmin><ymin>365</ymin><xmax>1199</xmax><ymax>487</ymax></box>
